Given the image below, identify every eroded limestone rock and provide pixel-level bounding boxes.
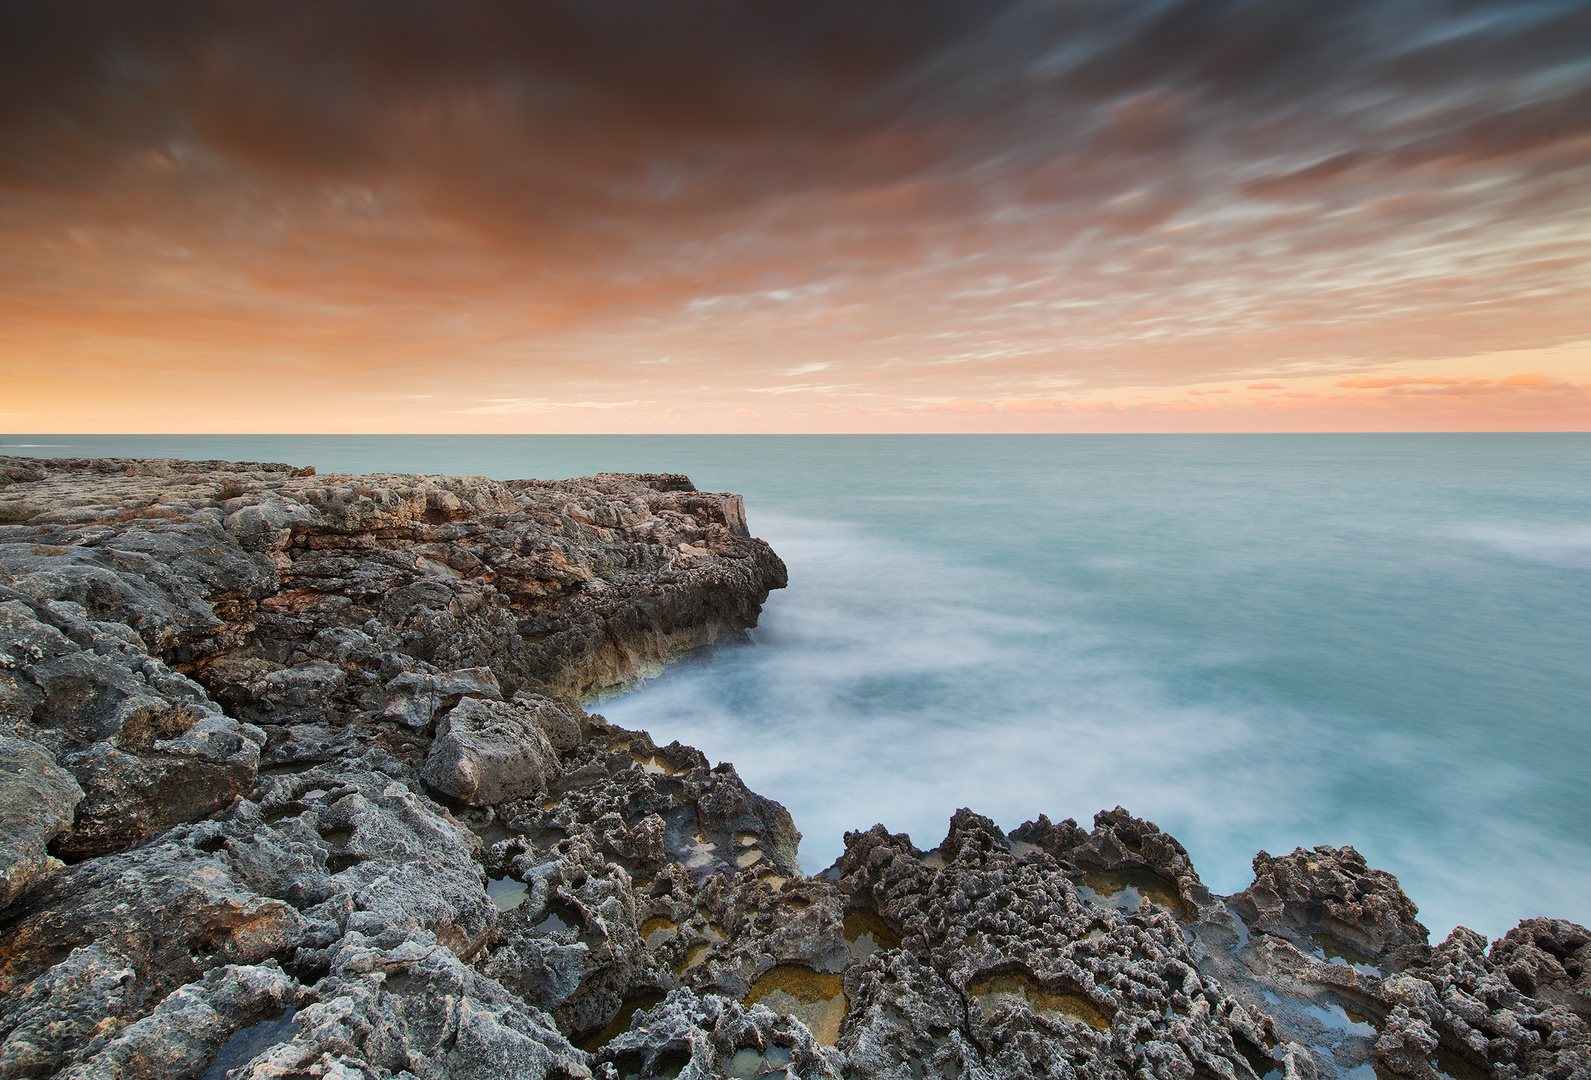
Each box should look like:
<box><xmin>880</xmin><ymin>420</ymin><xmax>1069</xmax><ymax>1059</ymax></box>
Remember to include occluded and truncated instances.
<box><xmin>421</xmin><ymin>696</ymin><xmax>563</xmax><ymax>806</ymax></box>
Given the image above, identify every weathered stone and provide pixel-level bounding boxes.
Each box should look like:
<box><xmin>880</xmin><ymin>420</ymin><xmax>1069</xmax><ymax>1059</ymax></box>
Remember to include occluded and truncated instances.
<box><xmin>0</xmin><ymin>736</ymin><xmax>83</xmax><ymax>911</ymax></box>
<box><xmin>60</xmin><ymin>961</ymin><xmax>297</xmax><ymax>1080</ymax></box>
<box><xmin>421</xmin><ymin>696</ymin><xmax>563</xmax><ymax>805</ymax></box>
<box><xmin>380</xmin><ymin>665</ymin><xmax>501</xmax><ymax>730</ymax></box>
<box><xmin>1237</xmin><ymin>843</ymin><xmax>1430</xmax><ymax>957</ymax></box>
<box><xmin>225</xmin><ymin>932</ymin><xmax>590</xmax><ymax>1080</ymax></box>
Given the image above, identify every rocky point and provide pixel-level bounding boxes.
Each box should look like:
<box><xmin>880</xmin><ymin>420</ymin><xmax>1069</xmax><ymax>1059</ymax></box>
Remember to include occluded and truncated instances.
<box><xmin>0</xmin><ymin>455</ymin><xmax>1585</xmax><ymax>1080</ymax></box>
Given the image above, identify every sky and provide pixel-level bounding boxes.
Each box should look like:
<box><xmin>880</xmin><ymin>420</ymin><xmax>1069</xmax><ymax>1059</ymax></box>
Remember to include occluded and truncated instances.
<box><xmin>3</xmin><ymin>0</ymin><xmax>1590</xmax><ymax>433</ymax></box>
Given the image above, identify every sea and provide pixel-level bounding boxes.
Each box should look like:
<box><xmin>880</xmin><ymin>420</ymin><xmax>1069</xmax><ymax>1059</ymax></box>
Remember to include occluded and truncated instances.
<box><xmin>6</xmin><ymin>433</ymin><xmax>1588</xmax><ymax>941</ymax></box>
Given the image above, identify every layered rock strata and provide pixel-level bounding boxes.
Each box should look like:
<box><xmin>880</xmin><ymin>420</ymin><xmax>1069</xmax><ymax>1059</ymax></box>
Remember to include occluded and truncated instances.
<box><xmin>0</xmin><ymin>455</ymin><xmax>1585</xmax><ymax>1080</ymax></box>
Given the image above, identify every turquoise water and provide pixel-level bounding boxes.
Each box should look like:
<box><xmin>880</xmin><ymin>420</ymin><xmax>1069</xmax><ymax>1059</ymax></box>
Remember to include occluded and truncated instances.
<box><xmin>7</xmin><ymin>433</ymin><xmax>1588</xmax><ymax>938</ymax></box>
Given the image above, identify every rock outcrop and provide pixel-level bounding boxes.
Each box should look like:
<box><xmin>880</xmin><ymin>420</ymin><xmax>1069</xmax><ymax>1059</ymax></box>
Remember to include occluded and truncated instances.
<box><xmin>0</xmin><ymin>455</ymin><xmax>1584</xmax><ymax>1080</ymax></box>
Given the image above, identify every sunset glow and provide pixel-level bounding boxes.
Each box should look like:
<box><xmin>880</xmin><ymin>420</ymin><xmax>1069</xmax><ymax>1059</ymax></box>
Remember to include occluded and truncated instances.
<box><xmin>3</xmin><ymin>1</ymin><xmax>1589</xmax><ymax>432</ymax></box>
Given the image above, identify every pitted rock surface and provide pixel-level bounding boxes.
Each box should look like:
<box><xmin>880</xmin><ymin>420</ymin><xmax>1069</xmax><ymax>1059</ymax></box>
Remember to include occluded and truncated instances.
<box><xmin>0</xmin><ymin>455</ymin><xmax>1584</xmax><ymax>1080</ymax></box>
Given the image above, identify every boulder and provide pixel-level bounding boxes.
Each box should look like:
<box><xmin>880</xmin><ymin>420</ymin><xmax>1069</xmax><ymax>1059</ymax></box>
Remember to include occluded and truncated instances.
<box><xmin>420</xmin><ymin>697</ymin><xmax>562</xmax><ymax>806</ymax></box>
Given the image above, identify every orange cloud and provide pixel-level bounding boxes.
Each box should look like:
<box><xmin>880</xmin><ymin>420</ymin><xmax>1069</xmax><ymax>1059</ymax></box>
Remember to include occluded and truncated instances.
<box><xmin>1336</xmin><ymin>376</ymin><xmax>1463</xmax><ymax>388</ymax></box>
<box><xmin>3</xmin><ymin>2</ymin><xmax>1590</xmax><ymax>433</ymax></box>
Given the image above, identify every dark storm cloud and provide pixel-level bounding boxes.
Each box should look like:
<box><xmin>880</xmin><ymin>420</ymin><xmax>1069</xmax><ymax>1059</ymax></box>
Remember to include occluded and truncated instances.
<box><xmin>8</xmin><ymin>1</ymin><xmax>1588</xmax><ymax>218</ymax></box>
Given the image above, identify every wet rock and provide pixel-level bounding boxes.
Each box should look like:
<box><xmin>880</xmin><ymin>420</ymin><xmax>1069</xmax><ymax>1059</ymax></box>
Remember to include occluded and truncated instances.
<box><xmin>0</xmin><ymin>735</ymin><xmax>82</xmax><ymax>911</ymax></box>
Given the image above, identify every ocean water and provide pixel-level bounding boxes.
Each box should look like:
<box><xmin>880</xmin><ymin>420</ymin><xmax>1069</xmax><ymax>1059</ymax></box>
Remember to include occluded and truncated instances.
<box><xmin>7</xmin><ymin>433</ymin><xmax>1588</xmax><ymax>940</ymax></box>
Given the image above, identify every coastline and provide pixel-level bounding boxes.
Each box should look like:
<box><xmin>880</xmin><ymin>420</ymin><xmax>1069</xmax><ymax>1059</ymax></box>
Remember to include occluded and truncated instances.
<box><xmin>0</xmin><ymin>455</ymin><xmax>1585</xmax><ymax>1080</ymax></box>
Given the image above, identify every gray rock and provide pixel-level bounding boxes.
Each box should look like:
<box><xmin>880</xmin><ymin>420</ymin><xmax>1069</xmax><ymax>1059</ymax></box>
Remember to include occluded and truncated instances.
<box><xmin>9</xmin><ymin>454</ymin><xmax>1588</xmax><ymax>1080</ymax></box>
<box><xmin>380</xmin><ymin>665</ymin><xmax>502</xmax><ymax>730</ymax></box>
<box><xmin>421</xmin><ymin>697</ymin><xmax>562</xmax><ymax>806</ymax></box>
<box><xmin>226</xmin><ymin>932</ymin><xmax>591</xmax><ymax>1080</ymax></box>
<box><xmin>0</xmin><ymin>943</ymin><xmax>141</xmax><ymax>1078</ymax></box>
<box><xmin>61</xmin><ymin>961</ymin><xmax>296</xmax><ymax>1080</ymax></box>
<box><xmin>514</xmin><ymin>691</ymin><xmax>585</xmax><ymax>752</ymax></box>
<box><xmin>1236</xmin><ymin>843</ymin><xmax>1429</xmax><ymax>957</ymax></box>
<box><xmin>0</xmin><ymin>736</ymin><xmax>83</xmax><ymax>911</ymax></box>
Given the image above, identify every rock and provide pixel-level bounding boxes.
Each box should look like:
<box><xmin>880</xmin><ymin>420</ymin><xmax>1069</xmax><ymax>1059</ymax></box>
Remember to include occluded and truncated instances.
<box><xmin>1368</xmin><ymin>924</ymin><xmax>1591</xmax><ymax>1080</ymax></box>
<box><xmin>421</xmin><ymin>697</ymin><xmax>563</xmax><ymax>805</ymax></box>
<box><xmin>1490</xmin><ymin>918</ymin><xmax>1591</xmax><ymax>1018</ymax></box>
<box><xmin>0</xmin><ymin>736</ymin><xmax>83</xmax><ymax>911</ymax></box>
<box><xmin>380</xmin><ymin>665</ymin><xmax>502</xmax><ymax>730</ymax></box>
<box><xmin>1236</xmin><ymin>844</ymin><xmax>1429</xmax><ymax>957</ymax></box>
<box><xmin>60</xmin><ymin>961</ymin><xmax>297</xmax><ymax>1080</ymax></box>
<box><xmin>224</xmin><ymin>931</ymin><xmax>590</xmax><ymax>1080</ymax></box>
<box><xmin>516</xmin><ymin>691</ymin><xmax>584</xmax><ymax>751</ymax></box>
<box><xmin>0</xmin><ymin>457</ymin><xmax>786</xmax><ymax>705</ymax></box>
<box><xmin>246</xmin><ymin>763</ymin><xmax>499</xmax><ymax>960</ymax></box>
<box><xmin>0</xmin><ymin>943</ymin><xmax>142</xmax><ymax>1078</ymax></box>
<box><xmin>0</xmin><ymin>837</ymin><xmax>305</xmax><ymax>1077</ymax></box>
<box><xmin>54</xmin><ymin>705</ymin><xmax>264</xmax><ymax>860</ymax></box>
<box><xmin>0</xmin><ymin>589</ymin><xmax>266</xmax><ymax>859</ymax></box>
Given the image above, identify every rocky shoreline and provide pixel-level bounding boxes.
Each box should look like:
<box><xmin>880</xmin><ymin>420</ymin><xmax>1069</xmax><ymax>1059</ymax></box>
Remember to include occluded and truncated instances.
<box><xmin>0</xmin><ymin>455</ymin><xmax>1585</xmax><ymax>1080</ymax></box>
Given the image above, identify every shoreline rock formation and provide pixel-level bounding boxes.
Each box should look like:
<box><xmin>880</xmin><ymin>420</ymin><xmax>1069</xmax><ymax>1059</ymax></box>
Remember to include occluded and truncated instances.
<box><xmin>0</xmin><ymin>455</ymin><xmax>1585</xmax><ymax>1080</ymax></box>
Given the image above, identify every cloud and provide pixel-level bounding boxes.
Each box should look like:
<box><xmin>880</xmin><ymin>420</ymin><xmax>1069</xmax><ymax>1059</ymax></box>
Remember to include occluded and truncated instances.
<box><xmin>1337</xmin><ymin>376</ymin><xmax>1463</xmax><ymax>388</ymax></box>
<box><xmin>454</xmin><ymin>397</ymin><xmax>645</xmax><ymax>414</ymax></box>
<box><xmin>2</xmin><ymin>0</ymin><xmax>1590</xmax><ymax>431</ymax></box>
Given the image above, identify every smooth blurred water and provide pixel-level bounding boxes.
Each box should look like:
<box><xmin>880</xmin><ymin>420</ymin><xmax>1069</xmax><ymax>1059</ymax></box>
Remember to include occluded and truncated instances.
<box><xmin>7</xmin><ymin>433</ymin><xmax>1588</xmax><ymax>939</ymax></box>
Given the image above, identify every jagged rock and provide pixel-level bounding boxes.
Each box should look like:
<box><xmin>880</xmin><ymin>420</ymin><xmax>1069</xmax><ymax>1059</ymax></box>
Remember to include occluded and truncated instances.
<box><xmin>226</xmin><ymin>931</ymin><xmax>591</xmax><ymax>1080</ymax></box>
<box><xmin>0</xmin><ymin>457</ymin><xmax>786</xmax><ymax>705</ymax></box>
<box><xmin>1370</xmin><ymin>924</ymin><xmax>1591</xmax><ymax>1080</ymax></box>
<box><xmin>592</xmin><ymin>987</ymin><xmax>841</xmax><ymax>1080</ymax></box>
<box><xmin>0</xmin><ymin>943</ymin><xmax>142</xmax><ymax>1078</ymax></box>
<box><xmin>1237</xmin><ymin>844</ymin><xmax>1430</xmax><ymax>957</ymax></box>
<box><xmin>380</xmin><ymin>665</ymin><xmax>501</xmax><ymax>730</ymax></box>
<box><xmin>0</xmin><ymin>590</ymin><xmax>266</xmax><ymax>859</ymax></box>
<box><xmin>245</xmin><ymin>763</ymin><xmax>499</xmax><ymax>960</ymax></box>
<box><xmin>0</xmin><ymin>735</ymin><xmax>82</xmax><ymax>911</ymax></box>
<box><xmin>1491</xmin><ymin>919</ymin><xmax>1591</xmax><ymax>1018</ymax></box>
<box><xmin>421</xmin><ymin>696</ymin><xmax>564</xmax><ymax>805</ymax></box>
<box><xmin>829</xmin><ymin>808</ymin><xmax>1277</xmax><ymax>1080</ymax></box>
<box><xmin>1011</xmin><ymin>805</ymin><xmax>1212</xmax><ymax>914</ymax></box>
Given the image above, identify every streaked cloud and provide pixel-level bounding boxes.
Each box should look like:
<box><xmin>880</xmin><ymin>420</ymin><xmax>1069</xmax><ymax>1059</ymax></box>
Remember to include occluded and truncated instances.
<box><xmin>2</xmin><ymin>0</ymin><xmax>1589</xmax><ymax>431</ymax></box>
